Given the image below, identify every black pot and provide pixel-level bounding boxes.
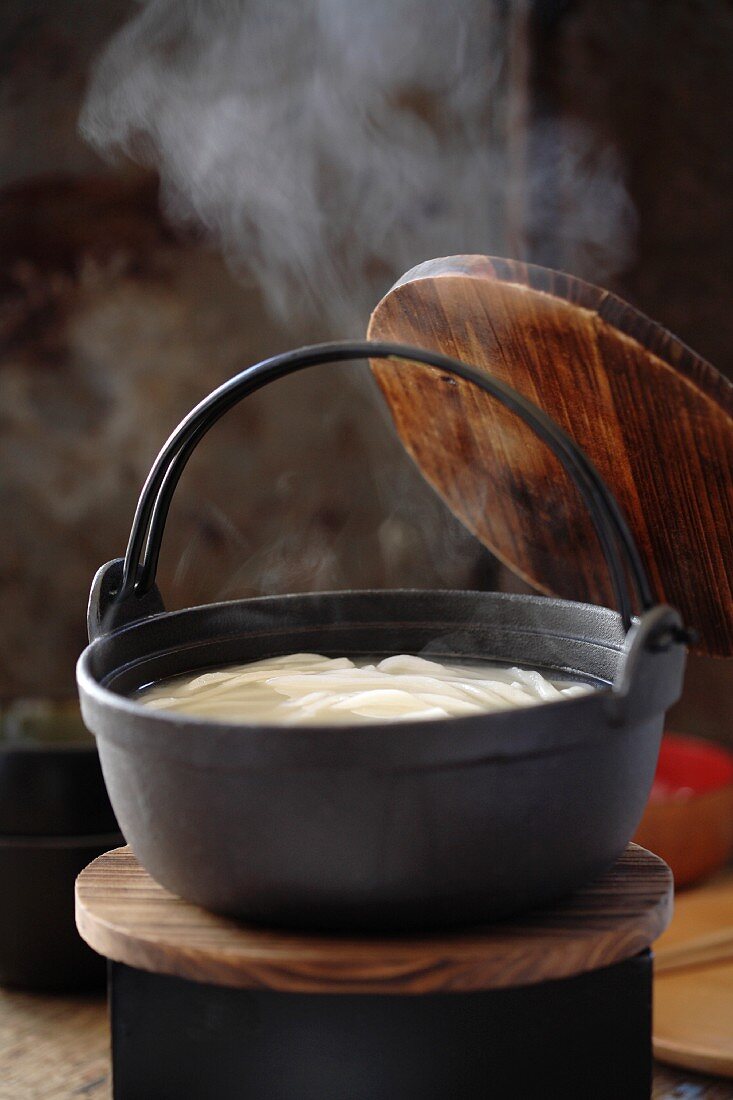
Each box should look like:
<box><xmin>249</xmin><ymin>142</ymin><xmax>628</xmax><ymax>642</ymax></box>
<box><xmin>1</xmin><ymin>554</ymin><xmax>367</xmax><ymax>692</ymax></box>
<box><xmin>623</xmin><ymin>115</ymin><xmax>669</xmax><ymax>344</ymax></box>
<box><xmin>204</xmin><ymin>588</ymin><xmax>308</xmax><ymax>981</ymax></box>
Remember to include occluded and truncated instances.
<box><xmin>76</xmin><ymin>342</ymin><xmax>688</xmax><ymax>931</ymax></box>
<box><xmin>0</xmin><ymin>701</ymin><xmax>122</xmax><ymax>988</ymax></box>
<box><xmin>0</xmin><ymin>831</ymin><xmax>122</xmax><ymax>990</ymax></box>
<box><xmin>0</xmin><ymin>700</ymin><xmax>119</xmax><ymax>835</ymax></box>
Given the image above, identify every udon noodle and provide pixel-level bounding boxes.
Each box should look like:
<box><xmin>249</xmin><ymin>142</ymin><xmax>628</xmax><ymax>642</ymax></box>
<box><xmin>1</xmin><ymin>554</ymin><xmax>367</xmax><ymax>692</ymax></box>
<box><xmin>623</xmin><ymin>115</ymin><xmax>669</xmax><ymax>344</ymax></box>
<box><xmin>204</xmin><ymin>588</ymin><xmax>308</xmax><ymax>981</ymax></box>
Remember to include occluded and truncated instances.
<box><xmin>139</xmin><ymin>653</ymin><xmax>592</xmax><ymax>725</ymax></box>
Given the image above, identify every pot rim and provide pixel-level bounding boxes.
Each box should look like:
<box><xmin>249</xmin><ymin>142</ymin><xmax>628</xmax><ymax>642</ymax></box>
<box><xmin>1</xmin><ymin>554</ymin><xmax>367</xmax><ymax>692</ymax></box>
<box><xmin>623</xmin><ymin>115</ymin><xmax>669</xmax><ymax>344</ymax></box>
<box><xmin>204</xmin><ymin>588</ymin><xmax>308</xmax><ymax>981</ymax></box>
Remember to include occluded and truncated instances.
<box><xmin>75</xmin><ymin>588</ymin><xmax>647</xmax><ymax>767</ymax></box>
<box><xmin>78</xmin><ymin>587</ymin><xmax>623</xmax><ymax>717</ymax></box>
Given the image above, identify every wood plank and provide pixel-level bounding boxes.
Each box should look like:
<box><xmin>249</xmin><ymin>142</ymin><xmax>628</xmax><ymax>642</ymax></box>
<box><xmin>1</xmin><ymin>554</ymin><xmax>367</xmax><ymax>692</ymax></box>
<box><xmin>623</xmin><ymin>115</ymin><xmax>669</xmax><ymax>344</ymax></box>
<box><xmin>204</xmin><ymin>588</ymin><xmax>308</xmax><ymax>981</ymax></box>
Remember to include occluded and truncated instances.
<box><xmin>75</xmin><ymin>844</ymin><xmax>672</xmax><ymax>994</ymax></box>
<box><xmin>368</xmin><ymin>255</ymin><xmax>733</xmax><ymax>656</ymax></box>
<box><xmin>0</xmin><ymin>988</ymin><xmax>109</xmax><ymax>1099</ymax></box>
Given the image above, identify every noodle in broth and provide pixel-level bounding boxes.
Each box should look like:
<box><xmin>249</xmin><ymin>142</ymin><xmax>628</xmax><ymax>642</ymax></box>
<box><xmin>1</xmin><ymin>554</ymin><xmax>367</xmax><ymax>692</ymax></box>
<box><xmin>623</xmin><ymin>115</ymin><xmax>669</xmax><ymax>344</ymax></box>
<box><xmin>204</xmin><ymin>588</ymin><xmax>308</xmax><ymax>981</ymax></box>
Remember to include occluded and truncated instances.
<box><xmin>139</xmin><ymin>653</ymin><xmax>593</xmax><ymax>726</ymax></box>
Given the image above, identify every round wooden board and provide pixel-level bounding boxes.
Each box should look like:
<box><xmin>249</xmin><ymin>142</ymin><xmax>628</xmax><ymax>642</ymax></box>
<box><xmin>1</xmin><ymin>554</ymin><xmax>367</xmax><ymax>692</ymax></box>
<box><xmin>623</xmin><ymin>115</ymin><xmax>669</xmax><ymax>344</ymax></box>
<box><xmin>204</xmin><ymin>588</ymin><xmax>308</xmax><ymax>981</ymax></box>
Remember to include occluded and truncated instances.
<box><xmin>653</xmin><ymin>872</ymin><xmax>733</xmax><ymax>1079</ymax></box>
<box><xmin>75</xmin><ymin>844</ymin><xmax>672</xmax><ymax>995</ymax></box>
<box><xmin>655</xmin><ymin>962</ymin><xmax>733</xmax><ymax>1079</ymax></box>
<box><xmin>367</xmin><ymin>255</ymin><xmax>733</xmax><ymax>657</ymax></box>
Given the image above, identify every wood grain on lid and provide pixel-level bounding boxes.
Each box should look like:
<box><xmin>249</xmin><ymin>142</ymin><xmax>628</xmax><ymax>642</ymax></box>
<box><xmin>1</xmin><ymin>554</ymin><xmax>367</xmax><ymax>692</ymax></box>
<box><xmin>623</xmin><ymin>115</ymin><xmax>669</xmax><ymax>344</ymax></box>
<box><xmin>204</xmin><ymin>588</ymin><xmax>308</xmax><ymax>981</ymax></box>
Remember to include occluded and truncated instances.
<box><xmin>368</xmin><ymin>255</ymin><xmax>733</xmax><ymax>657</ymax></box>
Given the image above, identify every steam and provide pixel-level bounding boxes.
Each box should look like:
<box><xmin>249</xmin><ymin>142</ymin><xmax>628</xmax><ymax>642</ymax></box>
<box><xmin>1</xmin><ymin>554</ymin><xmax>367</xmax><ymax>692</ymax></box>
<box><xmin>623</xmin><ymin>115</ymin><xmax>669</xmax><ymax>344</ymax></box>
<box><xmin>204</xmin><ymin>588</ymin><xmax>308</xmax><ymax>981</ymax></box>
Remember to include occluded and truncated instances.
<box><xmin>80</xmin><ymin>0</ymin><xmax>637</xmax><ymax>332</ymax></box>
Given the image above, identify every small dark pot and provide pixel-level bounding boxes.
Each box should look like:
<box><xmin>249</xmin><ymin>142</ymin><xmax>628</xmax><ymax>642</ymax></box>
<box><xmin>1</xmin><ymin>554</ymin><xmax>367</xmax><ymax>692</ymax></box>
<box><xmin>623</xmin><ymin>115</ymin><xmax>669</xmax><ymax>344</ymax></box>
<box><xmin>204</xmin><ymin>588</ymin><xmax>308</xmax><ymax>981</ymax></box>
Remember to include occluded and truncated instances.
<box><xmin>0</xmin><ymin>701</ymin><xmax>119</xmax><ymax>836</ymax></box>
<box><xmin>0</xmin><ymin>701</ymin><xmax>122</xmax><ymax>989</ymax></box>
<box><xmin>0</xmin><ymin>831</ymin><xmax>122</xmax><ymax>990</ymax></box>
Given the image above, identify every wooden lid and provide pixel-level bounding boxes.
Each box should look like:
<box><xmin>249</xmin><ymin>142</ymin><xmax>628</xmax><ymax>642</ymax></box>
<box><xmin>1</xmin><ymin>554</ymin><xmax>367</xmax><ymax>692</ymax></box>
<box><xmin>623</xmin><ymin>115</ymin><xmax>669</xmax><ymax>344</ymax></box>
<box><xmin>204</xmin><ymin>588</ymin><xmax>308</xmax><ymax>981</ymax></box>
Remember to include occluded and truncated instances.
<box><xmin>368</xmin><ymin>256</ymin><xmax>733</xmax><ymax>657</ymax></box>
<box><xmin>75</xmin><ymin>845</ymin><xmax>672</xmax><ymax>994</ymax></box>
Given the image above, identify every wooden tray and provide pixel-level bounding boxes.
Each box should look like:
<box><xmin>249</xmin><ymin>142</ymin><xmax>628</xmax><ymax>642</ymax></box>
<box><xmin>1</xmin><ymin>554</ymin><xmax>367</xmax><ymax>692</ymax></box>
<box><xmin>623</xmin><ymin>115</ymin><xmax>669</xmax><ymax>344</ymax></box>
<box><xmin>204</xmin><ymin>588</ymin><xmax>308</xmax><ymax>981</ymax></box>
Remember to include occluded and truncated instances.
<box><xmin>654</xmin><ymin>872</ymin><xmax>733</xmax><ymax>1078</ymax></box>
<box><xmin>656</xmin><ymin>872</ymin><xmax>733</xmax><ymax>974</ymax></box>
<box><xmin>655</xmin><ymin>961</ymin><xmax>733</xmax><ymax>1078</ymax></box>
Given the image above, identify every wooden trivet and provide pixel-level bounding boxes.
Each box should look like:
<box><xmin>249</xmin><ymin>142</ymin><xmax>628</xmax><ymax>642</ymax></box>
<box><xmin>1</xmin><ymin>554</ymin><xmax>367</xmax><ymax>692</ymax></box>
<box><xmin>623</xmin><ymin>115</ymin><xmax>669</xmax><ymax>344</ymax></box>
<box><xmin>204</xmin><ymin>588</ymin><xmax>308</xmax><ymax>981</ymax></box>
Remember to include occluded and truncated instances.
<box><xmin>76</xmin><ymin>843</ymin><xmax>670</xmax><ymax>993</ymax></box>
<box><xmin>76</xmin><ymin>844</ymin><xmax>671</xmax><ymax>1100</ymax></box>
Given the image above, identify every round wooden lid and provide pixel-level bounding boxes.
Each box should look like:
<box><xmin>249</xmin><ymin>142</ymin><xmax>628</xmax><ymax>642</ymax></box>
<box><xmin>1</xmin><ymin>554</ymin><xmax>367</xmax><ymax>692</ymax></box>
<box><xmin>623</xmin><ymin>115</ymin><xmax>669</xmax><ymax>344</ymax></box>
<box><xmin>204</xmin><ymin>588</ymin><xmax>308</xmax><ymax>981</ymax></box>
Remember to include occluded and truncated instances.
<box><xmin>367</xmin><ymin>256</ymin><xmax>733</xmax><ymax>657</ymax></box>
<box><xmin>75</xmin><ymin>845</ymin><xmax>672</xmax><ymax>994</ymax></box>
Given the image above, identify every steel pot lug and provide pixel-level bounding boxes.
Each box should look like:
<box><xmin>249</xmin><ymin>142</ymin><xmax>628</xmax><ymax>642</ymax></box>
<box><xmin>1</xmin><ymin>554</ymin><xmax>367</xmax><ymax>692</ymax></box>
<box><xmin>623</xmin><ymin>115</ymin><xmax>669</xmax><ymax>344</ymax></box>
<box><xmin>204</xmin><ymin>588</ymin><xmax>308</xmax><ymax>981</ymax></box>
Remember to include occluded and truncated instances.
<box><xmin>607</xmin><ymin>605</ymin><xmax>688</xmax><ymax>726</ymax></box>
<box><xmin>87</xmin><ymin>559</ymin><xmax>165</xmax><ymax>643</ymax></box>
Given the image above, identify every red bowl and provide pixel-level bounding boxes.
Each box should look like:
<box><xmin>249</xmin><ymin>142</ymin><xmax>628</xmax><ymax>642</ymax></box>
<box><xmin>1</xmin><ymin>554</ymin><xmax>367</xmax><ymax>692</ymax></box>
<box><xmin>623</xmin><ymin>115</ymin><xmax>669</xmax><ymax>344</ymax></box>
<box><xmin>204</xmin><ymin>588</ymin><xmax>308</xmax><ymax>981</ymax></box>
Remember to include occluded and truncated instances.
<box><xmin>634</xmin><ymin>734</ymin><xmax>733</xmax><ymax>887</ymax></box>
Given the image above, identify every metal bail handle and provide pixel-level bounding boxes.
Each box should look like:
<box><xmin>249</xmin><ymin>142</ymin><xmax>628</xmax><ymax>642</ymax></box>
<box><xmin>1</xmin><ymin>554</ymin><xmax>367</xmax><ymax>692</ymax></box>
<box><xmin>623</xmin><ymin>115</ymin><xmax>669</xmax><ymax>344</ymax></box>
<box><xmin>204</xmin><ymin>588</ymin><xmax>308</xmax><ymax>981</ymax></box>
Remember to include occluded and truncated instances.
<box><xmin>103</xmin><ymin>340</ymin><xmax>674</xmax><ymax>640</ymax></box>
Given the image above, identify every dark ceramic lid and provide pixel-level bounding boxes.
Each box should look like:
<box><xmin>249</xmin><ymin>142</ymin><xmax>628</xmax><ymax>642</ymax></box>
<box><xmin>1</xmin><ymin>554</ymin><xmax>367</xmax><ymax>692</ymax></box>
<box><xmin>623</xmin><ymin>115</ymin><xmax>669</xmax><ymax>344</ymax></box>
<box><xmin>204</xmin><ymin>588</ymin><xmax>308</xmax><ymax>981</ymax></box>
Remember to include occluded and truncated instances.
<box><xmin>367</xmin><ymin>255</ymin><xmax>733</xmax><ymax>657</ymax></box>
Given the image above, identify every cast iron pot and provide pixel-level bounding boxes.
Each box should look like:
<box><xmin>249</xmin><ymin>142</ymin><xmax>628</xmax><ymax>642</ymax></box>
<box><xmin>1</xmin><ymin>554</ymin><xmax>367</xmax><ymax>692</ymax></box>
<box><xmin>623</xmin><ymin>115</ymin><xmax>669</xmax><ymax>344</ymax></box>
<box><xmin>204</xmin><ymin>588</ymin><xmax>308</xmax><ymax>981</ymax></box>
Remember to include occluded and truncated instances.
<box><xmin>77</xmin><ymin>342</ymin><xmax>688</xmax><ymax>931</ymax></box>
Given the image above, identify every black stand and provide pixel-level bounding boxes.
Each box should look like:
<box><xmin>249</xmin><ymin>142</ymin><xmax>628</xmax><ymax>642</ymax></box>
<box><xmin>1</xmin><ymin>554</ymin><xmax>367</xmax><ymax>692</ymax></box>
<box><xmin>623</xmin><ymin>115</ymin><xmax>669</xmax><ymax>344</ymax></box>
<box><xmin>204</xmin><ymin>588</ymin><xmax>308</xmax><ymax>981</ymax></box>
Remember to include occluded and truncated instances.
<box><xmin>110</xmin><ymin>951</ymin><xmax>652</xmax><ymax>1100</ymax></box>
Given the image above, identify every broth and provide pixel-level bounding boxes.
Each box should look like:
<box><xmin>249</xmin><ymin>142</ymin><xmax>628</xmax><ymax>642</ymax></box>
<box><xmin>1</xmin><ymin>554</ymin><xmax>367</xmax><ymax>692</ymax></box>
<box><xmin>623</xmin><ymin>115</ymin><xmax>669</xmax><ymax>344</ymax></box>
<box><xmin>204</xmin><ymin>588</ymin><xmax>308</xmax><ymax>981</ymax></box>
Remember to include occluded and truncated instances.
<box><xmin>138</xmin><ymin>653</ymin><xmax>593</xmax><ymax>726</ymax></box>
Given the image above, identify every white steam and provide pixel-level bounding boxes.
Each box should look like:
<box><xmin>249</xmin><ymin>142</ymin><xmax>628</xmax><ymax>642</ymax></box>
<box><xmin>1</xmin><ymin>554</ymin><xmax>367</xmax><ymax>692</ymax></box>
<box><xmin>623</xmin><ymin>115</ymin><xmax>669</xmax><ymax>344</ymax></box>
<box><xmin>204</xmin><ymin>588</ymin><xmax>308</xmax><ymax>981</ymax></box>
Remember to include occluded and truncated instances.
<box><xmin>80</xmin><ymin>0</ymin><xmax>636</xmax><ymax>331</ymax></box>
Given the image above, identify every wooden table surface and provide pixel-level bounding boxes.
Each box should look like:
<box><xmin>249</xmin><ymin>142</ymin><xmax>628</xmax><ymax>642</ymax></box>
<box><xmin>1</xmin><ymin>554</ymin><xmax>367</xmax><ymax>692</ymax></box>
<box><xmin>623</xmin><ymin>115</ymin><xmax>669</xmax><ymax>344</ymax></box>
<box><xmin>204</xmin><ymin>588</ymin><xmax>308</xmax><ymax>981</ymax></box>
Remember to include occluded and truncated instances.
<box><xmin>1</xmin><ymin>986</ymin><xmax>732</xmax><ymax>1100</ymax></box>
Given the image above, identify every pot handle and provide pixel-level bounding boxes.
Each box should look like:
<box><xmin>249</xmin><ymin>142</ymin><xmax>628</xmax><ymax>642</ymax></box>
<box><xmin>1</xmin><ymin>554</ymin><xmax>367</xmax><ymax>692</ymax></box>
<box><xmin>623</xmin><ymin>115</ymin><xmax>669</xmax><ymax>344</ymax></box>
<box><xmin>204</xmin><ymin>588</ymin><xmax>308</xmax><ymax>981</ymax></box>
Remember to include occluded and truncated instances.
<box><xmin>89</xmin><ymin>340</ymin><xmax>688</xmax><ymax>653</ymax></box>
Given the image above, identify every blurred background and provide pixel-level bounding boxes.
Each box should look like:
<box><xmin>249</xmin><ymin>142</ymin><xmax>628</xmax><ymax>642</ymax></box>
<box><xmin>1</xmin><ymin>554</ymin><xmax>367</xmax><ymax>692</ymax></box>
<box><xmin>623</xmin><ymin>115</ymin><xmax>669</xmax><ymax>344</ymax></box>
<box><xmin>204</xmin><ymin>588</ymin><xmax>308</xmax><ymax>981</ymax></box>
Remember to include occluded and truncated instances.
<box><xmin>1</xmin><ymin>0</ymin><xmax>730</xmax><ymax>736</ymax></box>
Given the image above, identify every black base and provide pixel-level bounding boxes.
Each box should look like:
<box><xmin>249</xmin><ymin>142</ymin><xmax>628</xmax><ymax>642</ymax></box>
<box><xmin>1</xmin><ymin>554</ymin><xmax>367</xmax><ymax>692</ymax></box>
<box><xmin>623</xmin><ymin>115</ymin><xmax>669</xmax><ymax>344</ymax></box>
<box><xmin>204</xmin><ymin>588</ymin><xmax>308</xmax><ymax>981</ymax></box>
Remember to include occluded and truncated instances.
<box><xmin>111</xmin><ymin>952</ymin><xmax>652</xmax><ymax>1100</ymax></box>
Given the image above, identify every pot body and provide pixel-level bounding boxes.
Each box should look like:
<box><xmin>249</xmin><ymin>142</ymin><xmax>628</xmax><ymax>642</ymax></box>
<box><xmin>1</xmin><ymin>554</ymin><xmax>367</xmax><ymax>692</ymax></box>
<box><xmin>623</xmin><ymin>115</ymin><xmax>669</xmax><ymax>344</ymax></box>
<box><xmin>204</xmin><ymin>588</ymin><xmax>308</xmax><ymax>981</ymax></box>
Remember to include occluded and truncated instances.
<box><xmin>77</xmin><ymin>590</ymin><xmax>685</xmax><ymax>931</ymax></box>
